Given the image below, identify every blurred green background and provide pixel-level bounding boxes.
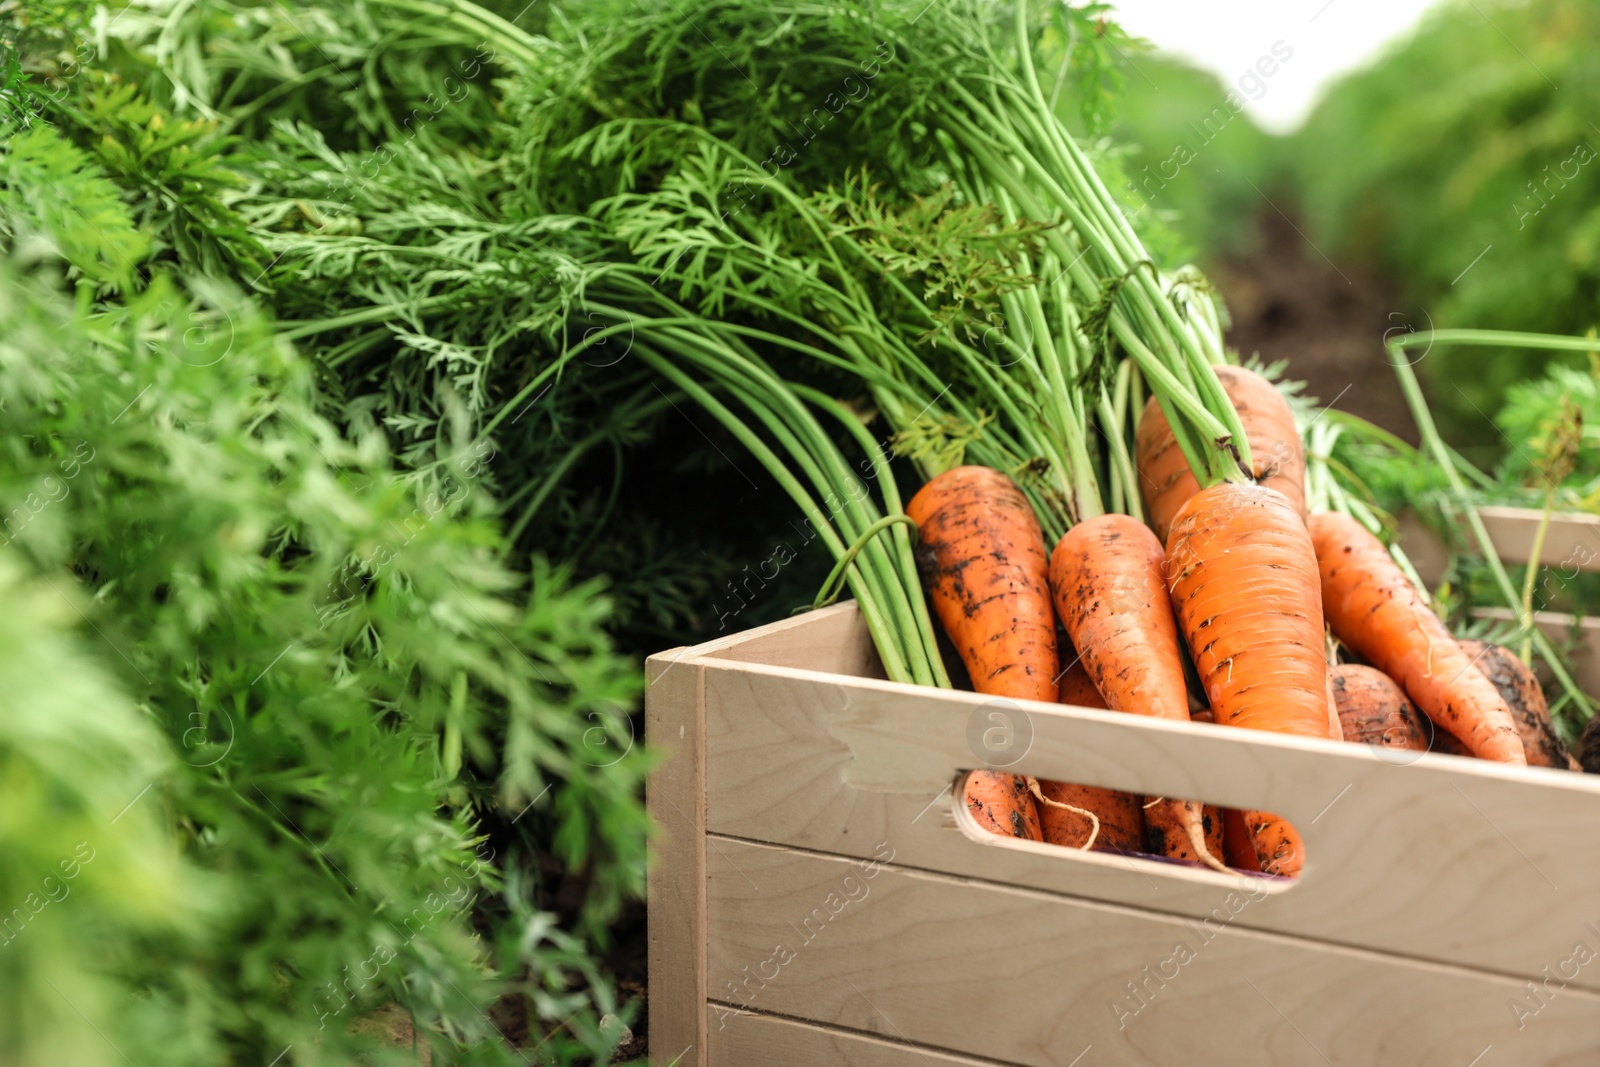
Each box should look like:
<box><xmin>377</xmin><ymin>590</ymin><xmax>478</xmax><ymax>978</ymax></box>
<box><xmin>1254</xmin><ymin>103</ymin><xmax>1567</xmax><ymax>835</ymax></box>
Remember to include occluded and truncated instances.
<box><xmin>1077</xmin><ymin>0</ymin><xmax>1600</xmax><ymax>463</ymax></box>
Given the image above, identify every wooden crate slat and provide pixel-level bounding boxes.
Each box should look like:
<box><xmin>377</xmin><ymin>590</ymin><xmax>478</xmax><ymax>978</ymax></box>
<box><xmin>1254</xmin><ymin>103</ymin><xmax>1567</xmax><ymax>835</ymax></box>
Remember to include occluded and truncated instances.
<box><xmin>706</xmin><ymin>838</ymin><xmax>1600</xmax><ymax>1067</ymax></box>
<box><xmin>1477</xmin><ymin>507</ymin><xmax>1600</xmax><ymax>571</ymax></box>
<box><xmin>646</xmin><ymin>651</ymin><xmax>709</xmax><ymax>1067</ymax></box>
<box><xmin>1399</xmin><ymin>507</ymin><xmax>1600</xmax><ymax>589</ymax></box>
<box><xmin>693</xmin><ymin>621</ymin><xmax>1600</xmax><ymax>987</ymax></box>
<box><xmin>709</xmin><ymin>1009</ymin><xmax>1013</xmax><ymax>1067</ymax></box>
<box><xmin>656</xmin><ymin>601</ymin><xmax>883</xmax><ymax>678</ymax></box>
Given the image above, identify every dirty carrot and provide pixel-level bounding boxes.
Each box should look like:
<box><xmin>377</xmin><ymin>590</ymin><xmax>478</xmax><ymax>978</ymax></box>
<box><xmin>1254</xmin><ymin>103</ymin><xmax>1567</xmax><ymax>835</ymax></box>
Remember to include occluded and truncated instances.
<box><xmin>1331</xmin><ymin>663</ymin><xmax>1430</xmax><ymax>752</ymax></box>
<box><xmin>1165</xmin><ymin>483</ymin><xmax>1336</xmax><ymax>877</ymax></box>
<box><xmin>1175</xmin><ymin>707</ymin><xmax>1241</xmax><ymax>871</ymax></box>
<box><xmin>1145</xmin><ymin>797</ymin><xmax>1225</xmax><ymax>868</ymax></box>
<box><xmin>1308</xmin><ymin>513</ymin><xmax>1525</xmax><ymax>765</ymax></box>
<box><xmin>964</xmin><ymin>770</ymin><xmax>1044</xmax><ymax>841</ymax></box>
<box><xmin>1040</xmin><ymin>661</ymin><xmax>1145</xmax><ymax>852</ymax></box>
<box><xmin>1138</xmin><ymin>365</ymin><xmax>1307</xmax><ymax>543</ymax></box>
<box><xmin>1457</xmin><ymin>640</ymin><xmax>1576</xmax><ymax>770</ymax></box>
<box><xmin>909</xmin><ymin>466</ymin><xmax>1057</xmax><ymax>840</ymax></box>
<box><xmin>1050</xmin><ymin>513</ymin><xmax>1225</xmax><ymax>870</ymax></box>
<box><xmin>909</xmin><ymin>467</ymin><xmax>1059</xmax><ymax>701</ymax></box>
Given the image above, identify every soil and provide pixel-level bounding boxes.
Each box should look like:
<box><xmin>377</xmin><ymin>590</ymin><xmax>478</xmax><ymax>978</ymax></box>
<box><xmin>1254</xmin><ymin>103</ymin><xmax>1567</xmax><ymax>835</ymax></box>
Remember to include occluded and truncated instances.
<box><xmin>1213</xmin><ymin>208</ymin><xmax>1420</xmax><ymax>442</ymax></box>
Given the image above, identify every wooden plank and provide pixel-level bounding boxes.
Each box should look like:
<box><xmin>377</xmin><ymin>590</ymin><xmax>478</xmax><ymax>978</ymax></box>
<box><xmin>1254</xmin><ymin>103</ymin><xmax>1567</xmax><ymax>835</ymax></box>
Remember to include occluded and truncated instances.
<box><xmin>659</xmin><ymin>601</ymin><xmax>883</xmax><ymax>679</ymax></box>
<box><xmin>707</xmin><ymin>839</ymin><xmax>1600</xmax><ymax>1067</ymax></box>
<box><xmin>645</xmin><ymin>650</ymin><xmax>708</xmax><ymax>1067</ymax></box>
<box><xmin>709</xmin><ymin>1009</ymin><xmax>1008</xmax><ymax>1067</ymax></box>
<box><xmin>1400</xmin><ymin>507</ymin><xmax>1600</xmax><ymax>580</ymax></box>
<box><xmin>693</xmin><ymin>613</ymin><xmax>1600</xmax><ymax>988</ymax></box>
<box><xmin>1396</xmin><ymin>508</ymin><xmax>1600</xmax><ymax>693</ymax></box>
<box><xmin>1478</xmin><ymin>506</ymin><xmax>1600</xmax><ymax>571</ymax></box>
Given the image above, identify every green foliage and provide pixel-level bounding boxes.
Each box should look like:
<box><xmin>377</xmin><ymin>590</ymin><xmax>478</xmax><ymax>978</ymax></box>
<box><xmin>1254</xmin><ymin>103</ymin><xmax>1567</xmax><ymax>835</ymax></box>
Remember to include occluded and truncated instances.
<box><xmin>1041</xmin><ymin>2</ymin><xmax>1142</xmax><ymax>137</ymax></box>
<box><xmin>0</xmin><ymin>121</ymin><xmax>148</xmax><ymax>284</ymax></box>
<box><xmin>0</xmin><ymin>110</ymin><xmax>646</xmax><ymax>1066</ymax></box>
<box><xmin>1495</xmin><ymin>355</ymin><xmax>1600</xmax><ymax>496</ymax></box>
<box><xmin>1088</xmin><ymin>54</ymin><xmax>1279</xmax><ymax>263</ymax></box>
<box><xmin>1293</xmin><ymin>0</ymin><xmax>1600</xmax><ymax>445</ymax></box>
<box><xmin>0</xmin><ymin>553</ymin><xmax>192</xmax><ymax>1067</ymax></box>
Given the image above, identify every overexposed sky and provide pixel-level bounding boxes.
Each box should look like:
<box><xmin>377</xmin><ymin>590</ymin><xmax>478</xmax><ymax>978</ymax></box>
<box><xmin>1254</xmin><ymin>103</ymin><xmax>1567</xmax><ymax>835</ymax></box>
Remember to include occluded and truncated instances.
<box><xmin>1107</xmin><ymin>0</ymin><xmax>1446</xmax><ymax>133</ymax></box>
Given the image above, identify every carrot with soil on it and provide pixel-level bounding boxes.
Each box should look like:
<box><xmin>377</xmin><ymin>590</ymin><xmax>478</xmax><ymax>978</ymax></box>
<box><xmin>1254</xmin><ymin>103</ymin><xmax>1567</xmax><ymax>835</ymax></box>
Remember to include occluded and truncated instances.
<box><xmin>1183</xmin><ymin>706</ymin><xmax>1253</xmax><ymax>872</ymax></box>
<box><xmin>1308</xmin><ymin>513</ymin><xmax>1525</xmax><ymax>765</ymax></box>
<box><xmin>1050</xmin><ymin>513</ymin><xmax>1226</xmax><ymax>870</ymax></box>
<box><xmin>1138</xmin><ymin>365</ymin><xmax>1307</xmax><ymax>544</ymax></box>
<box><xmin>1145</xmin><ymin>795</ymin><xmax>1225</xmax><ymax>868</ymax></box>
<box><xmin>1331</xmin><ymin>663</ymin><xmax>1430</xmax><ymax>752</ymax></box>
<box><xmin>963</xmin><ymin>770</ymin><xmax>1044</xmax><ymax>840</ymax></box>
<box><xmin>1165</xmin><ymin>483</ymin><xmax>1338</xmax><ymax>877</ymax></box>
<box><xmin>908</xmin><ymin>466</ymin><xmax>1056</xmax><ymax>841</ymax></box>
<box><xmin>1040</xmin><ymin>661</ymin><xmax>1145</xmax><ymax>852</ymax></box>
<box><xmin>1458</xmin><ymin>640</ymin><xmax>1577</xmax><ymax>770</ymax></box>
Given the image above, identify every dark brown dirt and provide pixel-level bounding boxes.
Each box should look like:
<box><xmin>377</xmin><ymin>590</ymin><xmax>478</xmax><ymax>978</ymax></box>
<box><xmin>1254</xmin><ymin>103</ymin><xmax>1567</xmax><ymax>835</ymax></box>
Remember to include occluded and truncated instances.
<box><xmin>1213</xmin><ymin>208</ymin><xmax>1420</xmax><ymax>442</ymax></box>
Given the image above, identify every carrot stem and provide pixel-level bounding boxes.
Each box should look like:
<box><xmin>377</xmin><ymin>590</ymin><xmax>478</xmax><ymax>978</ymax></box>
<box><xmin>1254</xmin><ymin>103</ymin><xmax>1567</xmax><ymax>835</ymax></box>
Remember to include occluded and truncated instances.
<box><xmin>1388</xmin><ymin>338</ymin><xmax>1593</xmax><ymax>720</ymax></box>
<box><xmin>1519</xmin><ymin>485</ymin><xmax>1558</xmax><ymax>663</ymax></box>
<box><xmin>813</xmin><ymin>516</ymin><xmax>921</xmax><ymax>610</ymax></box>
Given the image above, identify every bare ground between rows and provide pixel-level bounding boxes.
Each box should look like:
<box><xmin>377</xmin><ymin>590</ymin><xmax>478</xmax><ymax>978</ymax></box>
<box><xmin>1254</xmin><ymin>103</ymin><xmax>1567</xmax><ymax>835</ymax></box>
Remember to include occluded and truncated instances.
<box><xmin>1215</xmin><ymin>208</ymin><xmax>1420</xmax><ymax>442</ymax></box>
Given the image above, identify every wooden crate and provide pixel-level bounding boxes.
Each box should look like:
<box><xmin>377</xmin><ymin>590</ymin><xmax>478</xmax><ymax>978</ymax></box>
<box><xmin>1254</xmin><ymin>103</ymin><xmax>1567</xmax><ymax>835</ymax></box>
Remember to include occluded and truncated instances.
<box><xmin>1401</xmin><ymin>506</ymin><xmax>1600</xmax><ymax>693</ymax></box>
<box><xmin>647</xmin><ymin>602</ymin><xmax>1600</xmax><ymax>1067</ymax></box>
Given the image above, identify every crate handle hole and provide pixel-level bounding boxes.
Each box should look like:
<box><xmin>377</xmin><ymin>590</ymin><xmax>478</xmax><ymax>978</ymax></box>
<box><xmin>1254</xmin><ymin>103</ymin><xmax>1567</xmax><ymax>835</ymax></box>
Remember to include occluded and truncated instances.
<box><xmin>953</xmin><ymin>770</ymin><xmax>1298</xmax><ymax>885</ymax></box>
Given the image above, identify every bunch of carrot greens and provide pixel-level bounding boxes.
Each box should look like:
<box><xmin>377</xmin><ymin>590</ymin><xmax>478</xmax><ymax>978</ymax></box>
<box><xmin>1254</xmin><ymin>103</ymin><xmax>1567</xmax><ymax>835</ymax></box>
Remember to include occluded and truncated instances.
<box><xmin>206</xmin><ymin>0</ymin><xmax>1590</xmax><ymax>880</ymax></box>
<box><xmin>21</xmin><ymin>18</ymin><xmax>1590</xmax><ymax>1066</ymax></box>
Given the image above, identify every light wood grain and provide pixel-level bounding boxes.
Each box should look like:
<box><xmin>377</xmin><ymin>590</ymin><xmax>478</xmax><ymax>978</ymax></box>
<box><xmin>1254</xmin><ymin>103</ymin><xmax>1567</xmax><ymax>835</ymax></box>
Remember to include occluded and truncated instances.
<box><xmin>1397</xmin><ymin>509</ymin><xmax>1600</xmax><ymax>693</ymax></box>
<box><xmin>1477</xmin><ymin>507</ymin><xmax>1600</xmax><ymax>572</ymax></box>
<box><xmin>1400</xmin><ymin>507</ymin><xmax>1600</xmax><ymax>584</ymax></box>
<box><xmin>692</xmin><ymin>607</ymin><xmax>1600</xmax><ymax>989</ymax></box>
<box><xmin>658</xmin><ymin>601</ymin><xmax>884</xmax><ymax>678</ymax></box>
<box><xmin>646</xmin><ymin>651</ymin><xmax>707</xmax><ymax>1067</ymax></box>
<box><xmin>710</xmin><ymin>1009</ymin><xmax>1015</xmax><ymax>1066</ymax></box>
<box><xmin>707</xmin><ymin>838</ymin><xmax>1600</xmax><ymax>1067</ymax></box>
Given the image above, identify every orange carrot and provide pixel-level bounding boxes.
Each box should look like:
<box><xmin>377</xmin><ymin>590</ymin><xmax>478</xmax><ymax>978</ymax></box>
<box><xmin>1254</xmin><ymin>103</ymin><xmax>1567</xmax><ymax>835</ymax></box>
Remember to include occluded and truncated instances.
<box><xmin>1166</xmin><ymin>485</ymin><xmax>1333</xmax><ymax>739</ymax></box>
<box><xmin>909</xmin><ymin>466</ymin><xmax>1056</xmax><ymax>841</ymax></box>
<box><xmin>1331</xmin><ymin>663</ymin><xmax>1430</xmax><ymax>752</ymax></box>
<box><xmin>1308</xmin><ymin>513</ymin><xmax>1525</xmax><ymax>765</ymax></box>
<box><xmin>1051</xmin><ymin>515</ymin><xmax>1192</xmax><ymax>720</ymax></box>
<box><xmin>1034</xmin><ymin>780</ymin><xmax>1143</xmax><ymax>852</ymax></box>
<box><xmin>1145</xmin><ymin>796</ymin><xmax>1224</xmax><ymax>867</ymax></box>
<box><xmin>1187</xmin><ymin>708</ymin><xmax>1258</xmax><ymax>872</ymax></box>
<box><xmin>1165</xmin><ymin>483</ymin><xmax>1335</xmax><ymax>877</ymax></box>
<box><xmin>908</xmin><ymin>467</ymin><xmax>1058</xmax><ymax>701</ymax></box>
<box><xmin>1040</xmin><ymin>661</ymin><xmax>1144</xmax><ymax>852</ymax></box>
<box><xmin>1050</xmin><ymin>514</ymin><xmax>1225</xmax><ymax>870</ymax></box>
<box><xmin>1138</xmin><ymin>365</ymin><xmax>1307</xmax><ymax>544</ymax></box>
<box><xmin>1221</xmin><ymin>808</ymin><xmax>1261</xmax><ymax>873</ymax></box>
<box><xmin>1056</xmin><ymin>655</ymin><xmax>1108</xmax><ymax>708</ymax></box>
<box><xmin>1458</xmin><ymin>640</ymin><xmax>1577</xmax><ymax>770</ymax></box>
<box><xmin>964</xmin><ymin>771</ymin><xmax>1044</xmax><ymax>840</ymax></box>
